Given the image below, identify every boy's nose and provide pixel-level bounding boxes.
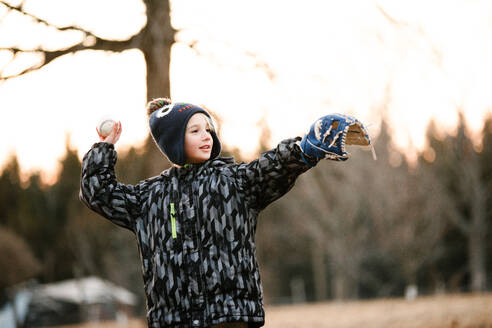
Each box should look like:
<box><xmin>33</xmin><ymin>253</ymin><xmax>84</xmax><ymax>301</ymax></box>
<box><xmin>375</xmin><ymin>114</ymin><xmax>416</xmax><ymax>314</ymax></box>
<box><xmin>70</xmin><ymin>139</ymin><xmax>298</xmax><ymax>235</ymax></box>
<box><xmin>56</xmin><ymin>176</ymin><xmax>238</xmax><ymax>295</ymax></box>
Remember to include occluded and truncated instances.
<box><xmin>201</xmin><ymin>131</ymin><xmax>211</xmax><ymax>140</ymax></box>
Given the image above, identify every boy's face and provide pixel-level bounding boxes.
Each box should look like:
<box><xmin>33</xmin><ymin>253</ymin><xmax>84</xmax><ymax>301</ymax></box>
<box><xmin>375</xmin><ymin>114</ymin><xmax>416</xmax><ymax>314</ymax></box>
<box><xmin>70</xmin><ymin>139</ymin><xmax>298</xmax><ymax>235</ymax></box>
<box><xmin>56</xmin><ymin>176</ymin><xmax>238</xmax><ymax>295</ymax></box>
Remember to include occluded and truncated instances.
<box><xmin>184</xmin><ymin>113</ymin><xmax>214</xmax><ymax>164</ymax></box>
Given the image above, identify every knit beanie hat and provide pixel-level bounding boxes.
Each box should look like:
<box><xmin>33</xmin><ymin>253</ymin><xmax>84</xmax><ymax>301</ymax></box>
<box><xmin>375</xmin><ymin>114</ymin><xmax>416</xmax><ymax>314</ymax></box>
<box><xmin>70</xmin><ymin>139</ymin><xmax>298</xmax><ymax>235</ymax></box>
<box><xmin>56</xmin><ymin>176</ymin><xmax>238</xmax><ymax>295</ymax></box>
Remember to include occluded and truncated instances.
<box><xmin>149</xmin><ymin>102</ymin><xmax>222</xmax><ymax>166</ymax></box>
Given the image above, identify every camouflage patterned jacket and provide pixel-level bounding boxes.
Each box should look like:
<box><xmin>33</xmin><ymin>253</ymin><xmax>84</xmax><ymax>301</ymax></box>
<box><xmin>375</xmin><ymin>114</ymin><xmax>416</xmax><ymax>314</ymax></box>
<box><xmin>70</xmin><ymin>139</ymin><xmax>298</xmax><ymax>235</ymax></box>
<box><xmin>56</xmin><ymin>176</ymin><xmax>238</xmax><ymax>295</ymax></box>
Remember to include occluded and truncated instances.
<box><xmin>79</xmin><ymin>138</ymin><xmax>310</xmax><ymax>328</ymax></box>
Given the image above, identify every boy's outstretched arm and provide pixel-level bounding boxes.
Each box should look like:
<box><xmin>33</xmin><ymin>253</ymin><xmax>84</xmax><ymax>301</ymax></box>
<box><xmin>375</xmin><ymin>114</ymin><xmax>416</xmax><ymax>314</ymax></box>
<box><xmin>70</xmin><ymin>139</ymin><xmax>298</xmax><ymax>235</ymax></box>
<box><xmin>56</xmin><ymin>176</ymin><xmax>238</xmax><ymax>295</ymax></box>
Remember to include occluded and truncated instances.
<box><xmin>236</xmin><ymin>114</ymin><xmax>373</xmax><ymax>211</ymax></box>
<box><xmin>79</xmin><ymin>122</ymin><xmax>140</xmax><ymax>232</ymax></box>
<box><xmin>236</xmin><ymin>137</ymin><xmax>309</xmax><ymax>212</ymax></box>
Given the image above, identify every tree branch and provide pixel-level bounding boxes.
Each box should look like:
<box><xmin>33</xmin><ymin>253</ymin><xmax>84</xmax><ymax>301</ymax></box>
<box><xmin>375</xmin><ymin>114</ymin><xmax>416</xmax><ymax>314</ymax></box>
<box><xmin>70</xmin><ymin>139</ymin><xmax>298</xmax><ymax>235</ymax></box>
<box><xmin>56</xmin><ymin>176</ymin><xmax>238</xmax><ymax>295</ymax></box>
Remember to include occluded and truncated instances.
<box><xmin>175</xmin><ymin>30</ymin><xmax>277</xmax><ymax>81</ymax></box>
<box><xmin>375</xmin><ymin>3</ymin><xmax>443</xmax><ymax>67</ymax></box>
<box><xmin>375</xmin><ymin>5</ymin><xmax>409</xmax><ymax>28</ymax></box>
<box><xmin>0</xmin><ymin>0</ymin><xmax>94</xmax><ymax>36</ymax></box>
<box><xmin>0</xmin><ymin>0</ymin><xmax>146</xmax><ymax>81</ymax></box>
<box><xmin>0</xmin><ymin>30</ymin><xmax>143</xmax><ymax>81</ymax></box>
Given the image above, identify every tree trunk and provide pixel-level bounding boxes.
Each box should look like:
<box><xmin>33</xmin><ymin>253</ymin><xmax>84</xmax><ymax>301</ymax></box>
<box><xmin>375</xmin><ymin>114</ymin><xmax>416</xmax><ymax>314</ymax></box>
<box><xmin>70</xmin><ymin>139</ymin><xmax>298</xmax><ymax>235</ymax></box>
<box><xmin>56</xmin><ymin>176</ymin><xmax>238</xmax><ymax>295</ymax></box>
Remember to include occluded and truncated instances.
<box><xmin>142</xmin><ymin>0</ymin><xmax>176</xmax><ymax>100</ymax></box>
<box><xmin>136</xmin><ymin>0</ymin><xmax>176</xmax><ymax>170</ymax></box>
<box><xmin>468</xmin><ymin>163</ymin><xmax>487</xmax><ymax>292</ymax></box>
<box><xmin>331</xmin><ymin>259</ymin><xmax>358</xmax><ymax>300</ymax></box>
<box><xmin>469</xmin><ymin>222</ymin><xmax>486</xmax><ymax>292</ymax></box>
<box><xmin>332</xmin><ymin>271</ymin><xmax>344</xmax><ymax>301</ymax></box>
<box><xmin>310</xmin><ymin>242</ymin><xmax>327</xmax><ymax>301</ymax></box>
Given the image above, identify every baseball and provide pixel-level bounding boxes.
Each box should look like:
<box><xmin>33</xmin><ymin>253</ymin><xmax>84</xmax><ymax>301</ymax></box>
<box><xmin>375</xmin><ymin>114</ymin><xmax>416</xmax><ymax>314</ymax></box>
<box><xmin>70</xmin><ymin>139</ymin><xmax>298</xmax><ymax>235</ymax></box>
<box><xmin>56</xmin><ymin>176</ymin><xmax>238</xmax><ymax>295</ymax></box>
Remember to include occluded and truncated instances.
<box><xmin>97</xmin><ymin>119</ymin><xmax>116</xmax><ymax>137</ymax></box>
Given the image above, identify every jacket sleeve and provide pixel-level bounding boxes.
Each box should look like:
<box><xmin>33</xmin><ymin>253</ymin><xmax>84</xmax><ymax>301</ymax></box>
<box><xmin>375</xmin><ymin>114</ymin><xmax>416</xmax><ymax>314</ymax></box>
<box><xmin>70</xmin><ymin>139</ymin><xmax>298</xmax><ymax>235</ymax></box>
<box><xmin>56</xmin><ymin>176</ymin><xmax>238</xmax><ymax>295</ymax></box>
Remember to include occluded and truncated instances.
<box><xmin>235</xmin><ymin>137</ymin><xmax>311</xmax><ymax>211</ymax></box>
<box><xmin>79</xmin><ymin>142</ymin><xmax>140</xmax><ymax>232</ymax></box>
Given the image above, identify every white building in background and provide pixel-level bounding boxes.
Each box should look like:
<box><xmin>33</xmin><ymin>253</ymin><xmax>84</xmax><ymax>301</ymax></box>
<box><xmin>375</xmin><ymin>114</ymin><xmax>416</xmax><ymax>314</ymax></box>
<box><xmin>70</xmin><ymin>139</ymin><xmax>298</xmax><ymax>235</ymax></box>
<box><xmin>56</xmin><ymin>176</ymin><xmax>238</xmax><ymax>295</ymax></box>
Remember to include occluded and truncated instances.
<box><xmin>0</xmin><ymin>276</ymin><xmax>138</xmax><ymax>328</ymax></box>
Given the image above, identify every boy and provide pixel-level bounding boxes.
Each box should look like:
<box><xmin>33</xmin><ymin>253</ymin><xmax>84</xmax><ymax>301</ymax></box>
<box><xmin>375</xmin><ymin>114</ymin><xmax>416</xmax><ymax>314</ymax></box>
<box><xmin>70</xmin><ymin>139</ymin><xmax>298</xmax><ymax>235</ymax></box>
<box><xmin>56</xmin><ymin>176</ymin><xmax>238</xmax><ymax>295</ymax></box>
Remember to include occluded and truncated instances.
<box><xmin>80</xmin><ymin>98</ymin><xmax>371</xmax><ymax>327</ymax></box>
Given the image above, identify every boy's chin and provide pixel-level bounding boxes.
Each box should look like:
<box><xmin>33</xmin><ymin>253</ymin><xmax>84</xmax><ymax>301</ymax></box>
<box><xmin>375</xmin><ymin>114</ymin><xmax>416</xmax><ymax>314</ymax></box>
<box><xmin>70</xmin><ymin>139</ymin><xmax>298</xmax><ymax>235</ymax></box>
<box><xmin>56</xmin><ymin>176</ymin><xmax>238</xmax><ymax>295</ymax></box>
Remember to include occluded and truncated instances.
<box><xmin>187</xmin><ymin>156</ymin><xmax>211</xmax><ymax>164</ymax></box>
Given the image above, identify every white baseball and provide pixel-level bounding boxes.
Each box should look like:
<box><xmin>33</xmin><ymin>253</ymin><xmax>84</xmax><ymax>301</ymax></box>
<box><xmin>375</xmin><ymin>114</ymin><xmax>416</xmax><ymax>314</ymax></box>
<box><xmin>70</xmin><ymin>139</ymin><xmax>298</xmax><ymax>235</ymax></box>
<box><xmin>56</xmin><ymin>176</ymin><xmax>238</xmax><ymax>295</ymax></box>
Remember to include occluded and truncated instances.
<box><xmin>97</xmin><ymin>119</ymin><xmax>116</xmax><ymax>137</ymax></box>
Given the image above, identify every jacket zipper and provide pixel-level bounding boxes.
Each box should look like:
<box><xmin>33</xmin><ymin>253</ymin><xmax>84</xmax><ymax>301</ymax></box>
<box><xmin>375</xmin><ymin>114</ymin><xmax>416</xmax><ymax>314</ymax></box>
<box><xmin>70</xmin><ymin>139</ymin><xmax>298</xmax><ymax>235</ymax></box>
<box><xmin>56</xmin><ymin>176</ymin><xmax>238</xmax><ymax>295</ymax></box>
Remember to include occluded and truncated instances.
<box><xmin>192</xmin><ymin>180</ymin><xmax>207</xmax><ymax>309</ymax></box>
<box><xmin>170</xmin><ymin>202</ymin><xmax>177</xmax><ymax>239</ymax></box>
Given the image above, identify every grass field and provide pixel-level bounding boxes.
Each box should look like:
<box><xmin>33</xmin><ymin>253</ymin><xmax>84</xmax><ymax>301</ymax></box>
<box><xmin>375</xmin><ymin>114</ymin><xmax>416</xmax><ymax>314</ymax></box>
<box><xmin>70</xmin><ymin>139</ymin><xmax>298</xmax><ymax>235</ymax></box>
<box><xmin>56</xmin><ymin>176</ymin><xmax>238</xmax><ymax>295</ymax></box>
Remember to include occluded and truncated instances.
<box><xmin>53</xmin><ymin>293</ymin><xmax>492</xmax><ymax>328</ymax></box>
<box><xmin>265</xmin><ymin>293</ymin><xmax>492</xmax><ymax>328</ymax></box>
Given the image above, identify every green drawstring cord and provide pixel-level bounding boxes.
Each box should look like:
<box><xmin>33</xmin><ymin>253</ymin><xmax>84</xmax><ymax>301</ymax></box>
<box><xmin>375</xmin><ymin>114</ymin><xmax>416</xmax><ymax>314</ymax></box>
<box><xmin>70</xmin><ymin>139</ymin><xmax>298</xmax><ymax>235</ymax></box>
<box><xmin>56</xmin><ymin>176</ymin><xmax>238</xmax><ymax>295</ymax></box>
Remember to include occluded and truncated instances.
<box><xmin>170</xmin><ymin>203</ymin><xmax>177</xmax><ymax>239</ymax></box>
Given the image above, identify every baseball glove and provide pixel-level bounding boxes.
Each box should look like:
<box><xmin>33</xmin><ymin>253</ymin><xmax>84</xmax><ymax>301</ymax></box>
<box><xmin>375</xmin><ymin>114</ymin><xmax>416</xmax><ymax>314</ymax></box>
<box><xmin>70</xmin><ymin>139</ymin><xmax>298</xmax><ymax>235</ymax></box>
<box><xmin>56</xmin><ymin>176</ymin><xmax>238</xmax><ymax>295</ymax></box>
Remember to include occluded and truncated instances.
<box><xmin>299</xmin><ymin>113</ymin><xmax>376</xmax><ymax>166</ymax></box>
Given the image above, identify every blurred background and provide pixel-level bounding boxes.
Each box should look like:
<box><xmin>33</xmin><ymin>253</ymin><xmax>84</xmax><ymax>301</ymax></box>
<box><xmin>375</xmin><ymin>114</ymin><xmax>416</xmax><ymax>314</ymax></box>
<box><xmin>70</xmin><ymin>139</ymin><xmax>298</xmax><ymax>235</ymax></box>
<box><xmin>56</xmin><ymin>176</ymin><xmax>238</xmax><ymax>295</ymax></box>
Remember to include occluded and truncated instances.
<box><xmin>1</xmin><ymin>0</ymin><xmax>491</xmax><ymax>327</ymax></box>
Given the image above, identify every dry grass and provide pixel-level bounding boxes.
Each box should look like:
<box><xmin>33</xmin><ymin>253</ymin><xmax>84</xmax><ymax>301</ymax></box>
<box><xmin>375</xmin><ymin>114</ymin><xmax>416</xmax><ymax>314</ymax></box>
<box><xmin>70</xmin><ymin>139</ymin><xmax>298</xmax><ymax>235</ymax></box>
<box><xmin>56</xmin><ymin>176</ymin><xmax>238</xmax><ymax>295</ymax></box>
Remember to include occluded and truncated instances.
<box><xmin>52</xmin><ymin>293</ymin><xmax>492</xmax><ymax>328</ymax></box>
<box><xmin>265</xmin><ymin>293</ymin><xmax>492</xmax><ymax>328</ymax></box>
<box><xmin>50</xmin><ymin>319</ymin><xmax>146</xmax><ymax>328</ymax></box>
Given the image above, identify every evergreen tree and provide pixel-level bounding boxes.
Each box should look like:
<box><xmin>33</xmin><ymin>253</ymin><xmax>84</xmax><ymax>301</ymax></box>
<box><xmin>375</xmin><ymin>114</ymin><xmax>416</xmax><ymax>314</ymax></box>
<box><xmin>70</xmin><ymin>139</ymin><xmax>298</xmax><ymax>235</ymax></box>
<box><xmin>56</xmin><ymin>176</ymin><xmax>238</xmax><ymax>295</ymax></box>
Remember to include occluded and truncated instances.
<box><xmin>0</xmin><ymin>155</ymin><xmax>22</xmax><ymax>229</ymax></box>
<box><xmin>17</xmin><ymin>173</ymin><xmax>50</xmax><ymax>259</ymax></box>
<box><xmin>479</xmin><ymin>114</ymin><xmax>492</xmax><ymax>289</ymax></box>
<box><xmin>420</xmin><ymin>112</ymin><xmax>488</xmax><ymax>292</ymax></box>
<box><xmin>41</xmin><ymin>137</ymin><xmax>82</xmax><ymax>281</ymax></box>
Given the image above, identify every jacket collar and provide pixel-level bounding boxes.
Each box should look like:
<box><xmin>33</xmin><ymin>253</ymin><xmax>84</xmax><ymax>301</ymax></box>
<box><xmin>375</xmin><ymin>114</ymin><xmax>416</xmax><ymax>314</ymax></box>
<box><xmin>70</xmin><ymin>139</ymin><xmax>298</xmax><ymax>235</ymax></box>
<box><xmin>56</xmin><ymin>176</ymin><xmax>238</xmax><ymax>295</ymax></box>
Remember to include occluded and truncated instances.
<box><xmin>161</xmin><ymin>157</ymin><xmax>235</xmax><ymax>178</ymax></box>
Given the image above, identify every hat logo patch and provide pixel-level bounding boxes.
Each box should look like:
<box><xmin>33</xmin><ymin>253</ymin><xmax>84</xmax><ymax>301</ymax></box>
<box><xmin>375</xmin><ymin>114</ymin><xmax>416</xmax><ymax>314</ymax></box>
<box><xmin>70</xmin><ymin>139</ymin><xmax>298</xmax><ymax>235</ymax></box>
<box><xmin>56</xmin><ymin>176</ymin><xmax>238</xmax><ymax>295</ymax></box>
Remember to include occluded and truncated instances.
<box><xmin>177</xmin><ymin>105</ymin><xmax>193</xmax><ymax>112</ymax></box>
<box><xmin>156</xmin><ymin>104</ymin><xmax>174</xmax><ymax>118</ymax></box>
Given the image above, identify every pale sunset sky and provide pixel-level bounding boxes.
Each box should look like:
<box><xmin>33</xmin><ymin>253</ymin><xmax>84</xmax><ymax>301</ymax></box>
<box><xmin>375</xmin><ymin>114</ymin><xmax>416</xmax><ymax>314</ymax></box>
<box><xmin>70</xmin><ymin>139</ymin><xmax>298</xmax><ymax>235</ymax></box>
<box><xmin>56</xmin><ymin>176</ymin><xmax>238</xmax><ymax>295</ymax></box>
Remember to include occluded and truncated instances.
<box><xmin>1</xmin><ymin>0</ymin><xmax>491</xmax><ymax>183</ymax></box>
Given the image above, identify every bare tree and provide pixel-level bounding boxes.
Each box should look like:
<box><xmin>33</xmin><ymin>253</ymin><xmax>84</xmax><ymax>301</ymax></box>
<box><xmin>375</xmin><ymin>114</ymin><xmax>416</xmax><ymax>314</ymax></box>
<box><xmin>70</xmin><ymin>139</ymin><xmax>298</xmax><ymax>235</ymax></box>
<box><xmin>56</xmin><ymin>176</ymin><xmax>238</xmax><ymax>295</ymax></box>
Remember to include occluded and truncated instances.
<box><xmin>370</xmin><ymin>162</ymin><xmax>446</xmax><ymax>293</ymax></box>
<box><xmin>420</xmin><ymin>113</ymin><xmax>489</xmax><ymax>292</ymax></box>
<box><xmin>278</xmin><ymin>119</ymin><xmax>448</xmax><ymax>300</ymax></box>
<box><xmin>0</xmin><ymin>0</ymin><xmax>175</xmax><ymax>100</ymax></box>
<box><xmin>444</xmin><ymin>113</ymin><xmax>487</xmax><ymax>292</ymax></box>
<box><xmin>278</xmin><ymin>157</ymin><xmax>372</xmax><ymax>301</ymax></box>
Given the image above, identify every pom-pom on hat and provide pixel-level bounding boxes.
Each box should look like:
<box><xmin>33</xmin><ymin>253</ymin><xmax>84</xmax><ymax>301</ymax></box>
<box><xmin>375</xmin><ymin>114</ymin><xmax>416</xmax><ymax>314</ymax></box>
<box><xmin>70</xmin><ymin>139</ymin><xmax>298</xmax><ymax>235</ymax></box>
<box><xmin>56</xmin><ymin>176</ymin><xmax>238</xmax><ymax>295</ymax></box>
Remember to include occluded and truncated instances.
<box><xmin>149</xmin><ymin>100</ymin><xmax>221</xmax><ymax>166</ymax></box>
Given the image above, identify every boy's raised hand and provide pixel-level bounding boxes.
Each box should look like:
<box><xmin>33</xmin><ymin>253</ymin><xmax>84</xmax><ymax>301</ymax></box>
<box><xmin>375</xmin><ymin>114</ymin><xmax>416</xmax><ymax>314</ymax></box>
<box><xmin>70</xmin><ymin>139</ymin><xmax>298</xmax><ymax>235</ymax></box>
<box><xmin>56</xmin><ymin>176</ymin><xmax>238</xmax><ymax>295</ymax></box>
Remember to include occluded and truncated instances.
<box><xmin>98</xmin><ymin>121</ymin><xmax>122</xmax><ymax>145</ymax></box>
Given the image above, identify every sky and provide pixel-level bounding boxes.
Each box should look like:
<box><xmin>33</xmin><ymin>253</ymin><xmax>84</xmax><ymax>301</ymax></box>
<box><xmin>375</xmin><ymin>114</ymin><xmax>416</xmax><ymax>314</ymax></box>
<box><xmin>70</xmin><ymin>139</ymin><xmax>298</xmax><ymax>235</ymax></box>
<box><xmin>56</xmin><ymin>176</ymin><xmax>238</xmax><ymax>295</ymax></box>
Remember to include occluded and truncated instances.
<box><xmin>1</xmin><ymin>0</ymin><xmax>492</xmax><ymax>183</ymax></box>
